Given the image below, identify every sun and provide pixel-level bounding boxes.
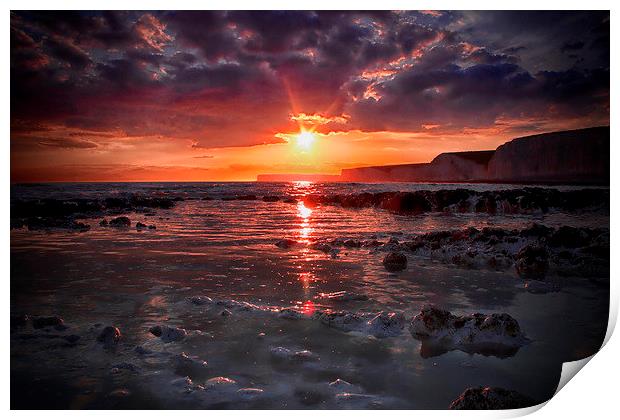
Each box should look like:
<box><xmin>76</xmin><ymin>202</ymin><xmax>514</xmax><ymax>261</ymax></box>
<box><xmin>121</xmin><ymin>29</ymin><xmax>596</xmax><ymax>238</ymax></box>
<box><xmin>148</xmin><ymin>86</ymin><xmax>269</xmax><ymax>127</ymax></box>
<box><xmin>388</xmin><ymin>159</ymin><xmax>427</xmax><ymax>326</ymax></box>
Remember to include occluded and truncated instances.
<box><xmin>296</xmin><ymin>130</ymin><xmax>316</xmax><ymax>149</ymax></box>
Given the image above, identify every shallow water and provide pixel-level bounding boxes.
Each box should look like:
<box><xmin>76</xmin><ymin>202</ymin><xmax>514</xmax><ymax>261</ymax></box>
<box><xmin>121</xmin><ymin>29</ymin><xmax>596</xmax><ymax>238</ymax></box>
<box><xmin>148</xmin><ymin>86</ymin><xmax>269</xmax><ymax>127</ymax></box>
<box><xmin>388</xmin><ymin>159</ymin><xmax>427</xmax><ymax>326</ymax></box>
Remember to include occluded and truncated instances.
<box><xmin>10</xmin><ymin>182</ymin><xmax>609</xmax><ymax>409</ymax></box>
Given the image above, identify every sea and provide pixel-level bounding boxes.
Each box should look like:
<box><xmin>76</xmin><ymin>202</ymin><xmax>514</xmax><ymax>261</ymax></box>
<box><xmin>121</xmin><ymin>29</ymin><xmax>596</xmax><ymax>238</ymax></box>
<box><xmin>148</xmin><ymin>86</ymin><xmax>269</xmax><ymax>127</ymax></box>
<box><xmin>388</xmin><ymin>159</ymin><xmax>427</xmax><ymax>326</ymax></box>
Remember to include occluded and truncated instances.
<box><xmin>10</xmin><ymin>182</ymin><xmax>610</xmax><ymax>409</ymax></box>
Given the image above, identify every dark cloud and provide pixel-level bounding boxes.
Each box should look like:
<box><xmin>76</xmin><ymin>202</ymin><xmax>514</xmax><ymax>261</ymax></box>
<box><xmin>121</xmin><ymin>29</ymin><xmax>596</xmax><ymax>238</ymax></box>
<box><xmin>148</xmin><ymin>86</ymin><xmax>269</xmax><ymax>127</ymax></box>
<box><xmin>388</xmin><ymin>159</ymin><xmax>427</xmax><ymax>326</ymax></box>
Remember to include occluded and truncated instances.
<box><xmin>10</xmin><ymin>10</ymin><xmax>609</xmax><ymax>151</ymax></box>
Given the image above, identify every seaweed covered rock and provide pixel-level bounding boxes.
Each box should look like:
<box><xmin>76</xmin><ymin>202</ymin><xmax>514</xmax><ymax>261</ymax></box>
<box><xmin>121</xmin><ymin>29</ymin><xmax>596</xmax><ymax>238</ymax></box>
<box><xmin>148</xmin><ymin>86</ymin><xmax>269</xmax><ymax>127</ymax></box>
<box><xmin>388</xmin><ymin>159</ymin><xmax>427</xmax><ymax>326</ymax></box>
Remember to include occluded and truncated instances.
<box><xmin>449</xmin><ymin>387</ymin><xmax>536</xmax><ymax>409</ymax></box>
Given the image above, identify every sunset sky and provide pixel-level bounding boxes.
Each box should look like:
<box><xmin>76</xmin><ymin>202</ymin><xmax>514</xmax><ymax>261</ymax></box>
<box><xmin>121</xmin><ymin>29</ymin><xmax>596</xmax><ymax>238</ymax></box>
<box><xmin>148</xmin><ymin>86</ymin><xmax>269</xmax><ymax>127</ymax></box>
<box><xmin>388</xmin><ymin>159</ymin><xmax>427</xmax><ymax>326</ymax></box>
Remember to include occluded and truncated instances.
<box><xmin>11</xmin><ymin>10</ymin><xmax>609</xmax><ymax>182</ymax></box>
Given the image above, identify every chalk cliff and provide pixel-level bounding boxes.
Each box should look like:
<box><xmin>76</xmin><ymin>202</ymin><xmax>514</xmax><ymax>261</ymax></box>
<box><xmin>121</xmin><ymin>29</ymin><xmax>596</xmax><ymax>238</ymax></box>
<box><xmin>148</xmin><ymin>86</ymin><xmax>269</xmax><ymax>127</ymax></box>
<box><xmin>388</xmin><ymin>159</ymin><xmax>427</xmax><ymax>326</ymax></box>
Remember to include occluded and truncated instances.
<box><xmin>341</xmin><ymin>151</ymin><xmax>494</xmax><ymax>182</ymax></box>
<box><xmin>339</xmin><ymin>127</ymin><xmax>609</xmax><ymax>184</ymax></box>
<box><xmin>486</xmin><ymin>126</ymin><xmax>609</xmax><ymax>184</ymax></box>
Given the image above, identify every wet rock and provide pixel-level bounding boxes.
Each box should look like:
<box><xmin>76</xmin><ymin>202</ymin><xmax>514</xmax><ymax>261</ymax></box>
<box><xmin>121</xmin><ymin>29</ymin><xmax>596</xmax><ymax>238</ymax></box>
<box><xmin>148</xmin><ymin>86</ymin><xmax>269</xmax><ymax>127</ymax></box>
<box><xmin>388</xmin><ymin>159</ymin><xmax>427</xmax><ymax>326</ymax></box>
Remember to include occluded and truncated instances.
<box><xmin>20</xmin><ymin>217</ymin><xmax>90</xmax><ymax>231</ymax></box>
<box><xmin>383</xmin><ymin>252</ymin><xmax>408</xmax><ymax>272</ymax></box>
<box><xmin>366</xmin><ymin>312</ymin><xmax>406</xmax><ymax>338</ymax></box>
<box><xmin>278</xmin><ymin>308</ymin><xmax>306</xmax><ymax>320</ymax></box>
<box><xmin>205</xmin><ymin>376</ymin><xmax>237</xmax><ymax>390</ymax></box>
<box><xmin>109</xmin><ymin>216</ymin><xmax>131</xmax><ymax>228</ymax></box>
<box><xmin>329</xmin><ymin>379</ymin><xmax>360</xmax><ymax>393</ymax></box>
<box><xmin>314</xmin><ymin>311</ymin><xmax>365</xmax><ymax>333</ymax></box>
<box><xmin>314</xmin><ymin>310</ymin><xmax>405</xmax><ymax>338</ymax></box>
<box><xmin>270</xmin><ymin>346</ymin><xmax>319</xmax><ymax>362</ymax></box>
<box><xmin>149</xmin><ymin>325</ymin><xmax>187</xmax><ymax>342</ymax></box>
<box><xmin>311</xmin><ymin>242</ymin><xmax>332</xmax><ymax>253</ymax></box>
<box><xmin>449</xmin><ymin>387</ymin><xmax>536</xmax><ymax>409</ymax></box>
<box><xmin>97</xmin><ymin>326</ymin><xmax>121</xmax><ymax>346</ymax></box>
<box><xmin>515</xmin><ymin>244</ymin><xmax>549</xmax><ymax>279</ymax></box>
<box><xmin>275</xmin><ymin>239</ymin><xmax>298</xmax><ymax>249</ymax></box>
<box><xmin>316</xmin><ymin>291</ymin><xmax>369</xmax><ymax>301</ymax></box>
<box><xmin>189</xmin><ymin>295</ymin><xmax>213</xmax><ymax>306</ymax></box>
<box><xmin>173</xmin><ymin>352</ymin><xmax>208</xmax><ymax>372</ymax></box>
<box><xmin>170</xmin><ymin>376</ymin><xmax>201</xmax><ymax>394</ymax></box>
<box><xmin>32</xmin><ymin>315</ymin><xmax>64</xmax><ymax>330</ymax></box>
<box><xmin>380</xmin><ymin>192</ymin><xmax>433</xmax><ymax>214</ymax></box>
<box><xmin>343</xmin><ymin>239</ymin><xmax>361</xmax><ymax>248</ymax></box>
<box><xmin>237</xmin><ymin>388</ymin><xmax>264</xmax><ymax>399</ymax></box>
<box><xmin>409</xmin><ymin>305</ymin><xmax>528</xmax><ymax>357</ymax></box>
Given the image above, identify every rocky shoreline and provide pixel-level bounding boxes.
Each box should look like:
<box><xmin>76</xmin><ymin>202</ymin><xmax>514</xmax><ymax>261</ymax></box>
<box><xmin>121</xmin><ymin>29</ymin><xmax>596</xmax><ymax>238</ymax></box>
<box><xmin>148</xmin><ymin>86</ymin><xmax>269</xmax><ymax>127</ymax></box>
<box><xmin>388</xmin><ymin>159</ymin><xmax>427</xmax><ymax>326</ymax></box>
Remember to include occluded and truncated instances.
<box><xmin>11</xmin><ymin>298</ymin><xmax>540</xmax><ymax>409</ymax></box>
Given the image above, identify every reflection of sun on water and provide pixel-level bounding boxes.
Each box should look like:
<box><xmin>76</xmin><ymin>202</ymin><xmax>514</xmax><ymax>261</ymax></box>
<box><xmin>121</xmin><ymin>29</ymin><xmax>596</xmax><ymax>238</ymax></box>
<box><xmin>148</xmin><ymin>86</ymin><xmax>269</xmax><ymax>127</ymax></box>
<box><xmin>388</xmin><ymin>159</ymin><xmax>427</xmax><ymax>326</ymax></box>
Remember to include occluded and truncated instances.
<box><xmin>293</xmin><ymin>181</ymin><xmax>318</xmax><ymax>306</ymax></box>
<box><xmin>298</xmin><ymin>201</ymin><xmax>312</xmax><ymax>219</ymax></box>
<box><xmin>297</xmin><ymin>201</ymin><xmax>313</xmax><ymax>242</ymax></box>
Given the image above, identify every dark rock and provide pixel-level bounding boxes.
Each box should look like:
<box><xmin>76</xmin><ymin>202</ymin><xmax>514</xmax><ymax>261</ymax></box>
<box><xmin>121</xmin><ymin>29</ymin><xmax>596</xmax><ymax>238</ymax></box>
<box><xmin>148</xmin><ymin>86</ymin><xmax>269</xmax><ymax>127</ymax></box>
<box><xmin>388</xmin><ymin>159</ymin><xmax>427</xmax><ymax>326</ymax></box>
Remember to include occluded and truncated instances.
<box><xmin>275</xmin><ymin>239</ymin><xmax>298</xmax><ymax>249</ymax></box>
<box><xmin>99</xmin><ymin>219</ymin><xmax>108</xmax><ymax>227</ymax></box>
<box><xmin>97</xmin><ymin>326</ymin><xmax>121</xmax><ymax>346</ymax></box>
<box><xmin>109</xmin><ymin>216</ymin><xmax>131</xmax><ymax>228</ymax></box>
<box><xmin>136</xmin><ymin>222</ymin><xmax>148</xmax><ymax>230</ymax></box>
<box><xmin>23</xmin><ymin>217</ymin><xmax>90</xmax><ymax>231</ymax></box>
<box><xmin>149</xmin><ymin>325</ymin><xmax>187</xmax><ymax>342</ymax></box>
<box><xmin>262</xmin><ymin>196</ymin><xmax>280</xmax><ymax>202</ymax></box>
<box><xmin>409</xmin><ymin>305</ymin><xmax>528</xmax><ymax>358</ymax></box>
<box><xmin>449</xmin><ymin>387</ymin><xmax>536</xmax><ymax>409</ymax></box>
<box><xmin>380</xmin><ymin>192</ymin><xmax>432</xmax><ymax>214</ymax></box>
<box><xmin>515</xmin><ymin>244</ymin><xmax>549</xmax><ymax>279</ymax></box>
<box><xmin>343</xmin><ymin>239</ymin><xmax>361</xmax><ymax>248</ymax></box>
<box><xmin>316</xmin><ymin>291</ymin><xmax>369</xmax><ymax>301</ymax></box>
<box><xmin>549</xmin><ymin>226</ymin><xmax>589</xmax><ymax>248</ymax></box>
<box><xmin>32</xmin><ymin>316</ymin><xmax>64</xmax><ymax>329</ymax></box>
<box><xmin>383</xmin><ymin>252</ymin><xmax>407</xmax><ymax>272</ymax></box>
<box><xmin>237</xmin><ymin>194</ymin><xmax>257</xmax><ymax>200</ymax></box>
<box><xmin>311</xmin><ymin>242</ymin><xmax>332</xmax><ymax>253</ymax></box>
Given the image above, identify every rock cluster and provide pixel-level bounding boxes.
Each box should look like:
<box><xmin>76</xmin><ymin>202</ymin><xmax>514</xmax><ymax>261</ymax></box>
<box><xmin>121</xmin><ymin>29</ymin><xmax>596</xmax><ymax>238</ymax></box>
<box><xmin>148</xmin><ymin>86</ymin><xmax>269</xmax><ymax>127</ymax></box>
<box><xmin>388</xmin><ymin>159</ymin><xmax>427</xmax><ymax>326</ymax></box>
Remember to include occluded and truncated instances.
<box><xmin>409</xmin><ymin>305</ymin><xmax>529</xmax><ymax>357</ymax></box>
<box><xmin>302</xmin><ymin>188</ymin><xmax>607</xmax><ymax>215</ymax></box>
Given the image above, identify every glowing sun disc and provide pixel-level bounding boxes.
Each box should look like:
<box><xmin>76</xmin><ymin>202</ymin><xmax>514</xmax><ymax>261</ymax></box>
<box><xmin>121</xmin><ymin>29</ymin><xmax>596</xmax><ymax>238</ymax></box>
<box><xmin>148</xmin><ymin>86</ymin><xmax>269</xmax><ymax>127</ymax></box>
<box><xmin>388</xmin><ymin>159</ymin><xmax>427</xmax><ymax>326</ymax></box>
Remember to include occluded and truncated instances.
<box><xmin>296</xmin><ymin>131</ymin><xmax>316</xmax><ymax>149</ymax></box>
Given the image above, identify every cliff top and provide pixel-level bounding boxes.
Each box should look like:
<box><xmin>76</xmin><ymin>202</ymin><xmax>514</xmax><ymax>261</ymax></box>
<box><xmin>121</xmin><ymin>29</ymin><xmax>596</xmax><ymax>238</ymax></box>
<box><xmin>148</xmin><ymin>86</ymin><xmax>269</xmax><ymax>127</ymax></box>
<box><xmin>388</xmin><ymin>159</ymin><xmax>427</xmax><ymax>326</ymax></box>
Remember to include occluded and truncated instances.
<box><xmin>432</xmin><ymin>150</ymin><xmax>496</xmax><ymax>165</ymax></box>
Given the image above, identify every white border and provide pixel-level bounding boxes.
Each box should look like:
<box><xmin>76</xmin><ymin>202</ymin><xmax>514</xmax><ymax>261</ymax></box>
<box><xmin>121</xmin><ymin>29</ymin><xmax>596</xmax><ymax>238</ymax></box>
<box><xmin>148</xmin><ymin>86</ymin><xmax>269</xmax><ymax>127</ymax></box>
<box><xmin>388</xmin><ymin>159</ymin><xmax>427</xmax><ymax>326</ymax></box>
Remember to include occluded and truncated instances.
<box><xmin>3</xmin><ymin>2</ymin><xmax>617</xmax><ymax>419</ymax></box>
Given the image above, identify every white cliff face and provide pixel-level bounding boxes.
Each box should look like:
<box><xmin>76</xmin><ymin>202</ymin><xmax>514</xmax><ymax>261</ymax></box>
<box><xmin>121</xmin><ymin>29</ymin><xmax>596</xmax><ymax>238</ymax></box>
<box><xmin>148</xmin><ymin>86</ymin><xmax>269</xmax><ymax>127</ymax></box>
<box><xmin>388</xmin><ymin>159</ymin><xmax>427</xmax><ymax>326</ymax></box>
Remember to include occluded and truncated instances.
<box><xmin>339</xmin><ymin>126</ymin><xmax>608</xmax><ymax>183</ymax></box>
<box><xmin>487</xmin><ymin>126</ymin><xmax>609</xmax><ymax>183</ymax></box>
<box><xmin>425</xmin><ymin>153</ymin><xmax>490</xmax><ymax>181</ymax></box>
<box><xmin>341</xmin><ymin>154</ymin><xmax>491</xmax><ymax>182</ymax></box>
